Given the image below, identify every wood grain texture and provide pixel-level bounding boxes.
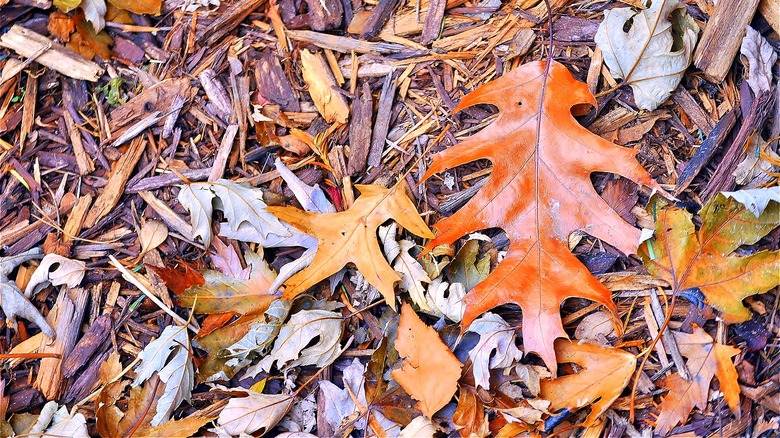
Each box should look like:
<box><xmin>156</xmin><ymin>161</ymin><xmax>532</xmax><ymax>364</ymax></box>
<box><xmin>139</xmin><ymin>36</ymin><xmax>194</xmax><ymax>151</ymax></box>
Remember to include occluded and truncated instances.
<box><xmin>693</xmin><ymin>0</ymin><xmax>760</xmax><ymax>82</ymax></box>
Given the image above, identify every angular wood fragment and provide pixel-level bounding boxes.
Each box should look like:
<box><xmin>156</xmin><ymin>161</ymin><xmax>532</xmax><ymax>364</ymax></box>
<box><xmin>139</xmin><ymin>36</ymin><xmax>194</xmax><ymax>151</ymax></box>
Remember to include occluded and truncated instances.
<box><xmin>254</xmin><ymin>51</ymin><xmax>300</xmax><ymax>111</ymax></box>
<box><xmin>286</xmin><ymin>30</ymin><xmax>406</xmax><ymax>54</ymax></box>
<box><xmin>138</xmin><ymin>191</ymin><xmax>194</xmax><ymax>239</ymax></box>
<box><xmin>0</xmin><ymin>25</ymin><xmax>103</xmax><ymax>81</ymax></box>
<box><xmin>671</xmin><ymin>87</ymin><xmax>716</xmax><ymax>135</ymax></box>
<box><xmin>300</xmin><ymin>49</ymin><xmax>349</xmax><ymax>124</ymax></box>
<box><xmin>35</xmin><ymin>288</ymin><xmax>89</xmax><ymax>400</ymax></box>
<box><xmin>368</xmin><ymin>72</ymin><xmax>396</xmax><ymax>167</ymax></box>
<box><xmin>62</xmin><ymin>108</ymin><xmax>94</xmax><ymax>175</ymax></box>
<box><xmin>420</xmin><ymin>0</ymin><xmax>447</xmax><ymax>44</ymax></box>
<box><xmin>361</xmin><ymin>0</ymin><xmax>404</xmax><ymax>39</ymax></box>
<box><xmin>693</xmin><ymin>0</ymin><xmax>760</xmax><ymax>82</ymax></box>
<box><xmin>109</xmin><ymin>78</ymin><xmax>190</xmax><ymax>130</ymax></box>
<box><xmin>209</xmin><ymin>124</ymin><xmax>239</xmax><ymax>181</ymax></box>
<box><xmin>199</xmin><ymin>69</ymin><xmax>233</xmax><ymax>121</ymax></box>
<box><xmin>62</xmin><ymin>314</ymin><xmax>112</xmax><ymax>378</ymax></box>
<box><xmin>62</xmin><ymin>195</ymin><xmax>92</xmax><ymax>243</ymax></box>
<box><xmin>84</xmin><ymin>137</ymin><xmax>147</xmax><ymax>228</ymax></box>
<box><xmin>198</xmin><ymin>0</ymin><xmax>266</xmax><ymax>45</ymax></box>
<box><xmin>673</xmin><ymin>110</ymin><xmax>736</xmax><ymax>194</ymax></box>
<box><xmin>347</xmin><ymin>82</ymin><xmax>374</xmax><ymax>176</ymax></box>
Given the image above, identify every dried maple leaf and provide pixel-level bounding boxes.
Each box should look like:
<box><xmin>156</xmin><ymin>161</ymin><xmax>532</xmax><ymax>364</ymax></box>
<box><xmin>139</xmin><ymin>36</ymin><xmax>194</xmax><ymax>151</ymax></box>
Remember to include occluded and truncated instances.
<box><xmin>640</xmin><ymin>193</ymin><xmax>780</xmax><ymax>322</ymax></box>
<box><xmin>654</xmin><ymin>327</ymin><xmax>740</xmax><ymax>435</ymax></box>
<box><xmin>420</xmin><ymin>61</ymin><xmax>663</xmax><ymax>372</ymax></box>
<box><xmin>391</xmin><ymin>303</ymin><xmax>463</xmax><ymax>418</ymax></box>
<box><xmin>268</xmin><ymin>185</ymin><xmax>434</xmax><ymax>306</ymax></box>
<box><xmin>538</xmin><ymin>340</ymin><xmax>636</xmax><ymax>427</ymax></box>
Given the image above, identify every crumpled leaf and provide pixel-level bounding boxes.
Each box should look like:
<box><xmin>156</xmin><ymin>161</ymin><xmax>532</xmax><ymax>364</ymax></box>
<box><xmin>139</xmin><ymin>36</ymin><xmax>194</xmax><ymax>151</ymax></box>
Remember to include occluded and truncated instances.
<box><xmin>424</xmin><ymin>277</ymin><xmax>465</xmax><ymax>322</ymax></box>
<box><xmin>391</xmin><ymin>303</ymin><xmax>462</xmax><ymax>418</ymax></box>
<box><xmin>319</xmin><ymin>358</ymin><xmax>399</xmax><ymax>434</ymax></box>
<box><xmin>420</xmin><ymin>61</ymin><xmax>664</xmax><ymax>373</ymax></box>
<box><xmin>223</xmin><ymin>299</ymin><xmax>292</xmax><ymax>371</ymax></box>
<box><xmin>29</xmin><ymin>401</ymin><xmax>89</xmax><ymax>438</ymax></box>
<box><xmin>217</xmin><ymin>390</ymin><xmax>293</xmax><ymax>436</ymax></box>
<box><xmin>640</xmin><ymin>194</ymin><xmax>780</xmax><ymax>322</ymax></box>
<box><xmin>722</xmin><ymin>186</ymin><xmax>780</xmax><ymax>218</ymax></box>
<box><xmin>178</xmin><ymin>179</ymin><xmax>290</xmax><ymax>248</ymax></box>
<box><xmin>177</xmin><ymin>250</ymin><xmax>277</xmax><ymax>315</ymax></box>
<box><xmin>268</xmin><ymin>185</ymin><xmax>434</xmax><ymax>306</ymax></box>
<box><xmin>453</xmin><ymin>386</ymin><xmax>490</xmax><ymax>438</ymax></box>
<box><xmin>740</xmin><ymin>26</ymin><xmax>777</xmax><ymax>96</ymax></box>
<box><xmin>95</xmin><ymin>377</ymin><xmax>161</xmax><ymax>437</ymax></box>
<box><xmin>140</xmin><ymin>416</ymin><xmax>215</xmax><ymax>437</ymax></box>
<box><xmin>538</xmin><ymin>340</ymin><xmax>636</xmax><ymax>427</ymax></box>
<box><xmin>594</xmin><ymin>0</ymin><xmax>699</xmax><ymax>110</ymax></box>
<box><xmin>655</xmin><ymin>326</ymin><xmax>740</xmax><ymax>435</ymax></box>
<box><xmin>446</xmin><ymin>239</ymin><xmax>489</xmax><ymax>292</ymax></box>
<box><xmin>132</xmin><ymin>325</ymin><xmax>194</xmax><ymax>426</ymax></box>
<box><xmin>255</xmin><ymin>309</ymin><xmax>344</xmax><ymax>373</ymax></box>
<box><xmin>380</xmin><ymin>223</ymin><xmax>431</xmax><ymax>311</ymax></box>
<box><xmin>81</xmin><ymin>0</ymin><xmax>107</xmax><ymax>32</ymax></box>
<box><xmin>24</xmin><ymin>254</ymin><xmax>86</xmax><ymax>297</ymax></box>
<box><xmin>0</xmin><ymin>249</ymin><xmax>55</xmax><ymax>338</ymax></box>
<box><xmin>466</xmin><ymin>312</ymin><xmax>524</xmax><ymax>390</ymax></box>
<box><xmin>732</xmin><ymin>135</ymin><xmax>780</xmax><ymax>186</ymax></box>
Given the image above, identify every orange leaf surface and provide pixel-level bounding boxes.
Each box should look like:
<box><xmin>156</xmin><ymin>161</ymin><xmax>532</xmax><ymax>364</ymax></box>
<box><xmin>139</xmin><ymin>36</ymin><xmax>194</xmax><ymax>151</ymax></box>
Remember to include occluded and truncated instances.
<box><xmin>640</xmin><ymin>194</ymin><xmax>780</xmax><ymax>322</ymax></box>
<box><xmin>391</xmin><ymin>303</ymin><xmax>462</xmax><ymax>418</ymax></box>
<box><xmin>420</xmin><ymin>61</ymin><xmax>663</xmax><ymax>372</ymax></box>
<box><xmin>655</xmin><ymin>326</ymin><xmax>741</xmax><ymax>435</ymax></box>
<box><xmin>268</xmin><ymin>185</ymin><xmax>434</xmax><ymax>306</ymax></box>
<box><xmin>539</xmin><ymin>340</ymin><xmax>636</xmax><ymax>427</ymax></box>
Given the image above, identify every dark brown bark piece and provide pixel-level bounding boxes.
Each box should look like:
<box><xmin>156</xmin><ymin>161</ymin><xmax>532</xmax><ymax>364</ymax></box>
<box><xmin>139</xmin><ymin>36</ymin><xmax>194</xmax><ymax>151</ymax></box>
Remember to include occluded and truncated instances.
<box><xmin>198</xmin><ymin>0</ymin><xmax>266</xmax><ymax>45</ymax></box>
<box><xmin>368</xmin><ymin>72</ymin><xmax>396</xmax><ymax>167</ymax></box>
<box><xmin>360</xmin><ymin>0</ymin><xmax>404</xmax><ymax>39</ymax></box>
<box><xmin>674</xmin><ymin>110</ymin><xmax>737</xmax><ymax>195</ymax></box>
<box><xmin>348</xmin><ymin>82</ymin><xmax>374</xmax><ymax>176</ymax></box>
<box><xmin>62</xmin><ymin>314</ymin><xmax>112</xmax><ymax>378</ymax></box>
<box><xmin>420</xmin><ymin>0</ymin><xmax>447</xmax><ymax>44</ymax></box>
<box><xmin>254</xmin><ymin>51</ymin><xmax>300</xmax><ymax>111</ymax></box>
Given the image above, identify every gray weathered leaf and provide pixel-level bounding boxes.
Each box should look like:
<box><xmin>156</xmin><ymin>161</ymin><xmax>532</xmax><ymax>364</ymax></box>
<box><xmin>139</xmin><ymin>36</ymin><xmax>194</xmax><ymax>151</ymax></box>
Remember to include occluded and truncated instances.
<box><xmin>399</xmin><ymin>416</ymin><xmax>437</xmax><ymax>438</ymax></box>
<box><xmin>44</xmin><ymin>405</ymin><xmax>89</xmax><ymax>438</ymax></box>
<box><xmin>425</xmin><ymin>277</ymin><xmax>465</xmax><ymax>322</ymax></box>
<box><xmin>466</xmin><ymin>312</ymin><xmax>524</xmax><ymax>389</ymax></box>
<box><xmin>81</xmin><ymin>0</ymin><xmax>107</xmax><ymax>32</ymax></box>
<box><xmin>740</xmin><ymin>26</ymin><xmax>777</xmax><ymax>96</ymax></box>
<box><xmin>132</xmin><ymin>325</ymin><xmax>194</xmax><ymax>426</ymax></box>
<box><xmin>380</xmin><ymin>223</ymin><xmax>430</xmax><ymax>311</ymax></box>
<box><xmin>733</xmin><ymin>135</ymin><xmax>779</xmax><ymax>186</ymax></box>
<box><xmin>595</xmin><ymin>0</ymin><xmax>699</xmax><ymax>110</ymax></box>
<box><xmin>723</xmin><ymin>187</ymin><xmax>780</xmax><ymax>218</ymax></box>
<box><xmin>224</xmin><ymin>299</ymin><xmax>292</xmax><ymax>366</ymax></box>
<box><xmin>0</xmin><ymin>249</ymin><xmax>55</xmax><ymax>338</ymax></box>
<box><xmin>275</xmin><ymin>158</ymin><xmax>335</xmax><ymax>214</ymax></box>
<box><xmin>256</xmin><ymin>309</ymin><xmax>344</xmax><ymax>373</ymax></box>
<box><xmin>178</xmin><ymin>184</ymin><xmax>216</xmax><ymax>246</ymax></box>
<box><xmin>217</xmin><ymin>390</ymin><xmax>293</xmax><ymax>436</ymax></box>
<box><xmin>24</xmin><ymin>254</ymin><xmax>86</xmax><ymax>297</ymax></box>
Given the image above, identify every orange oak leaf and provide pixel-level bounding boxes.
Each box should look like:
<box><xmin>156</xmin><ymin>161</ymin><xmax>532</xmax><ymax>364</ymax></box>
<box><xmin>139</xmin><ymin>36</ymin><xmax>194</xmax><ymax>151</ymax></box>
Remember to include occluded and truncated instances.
<box><xmin>654</xmin><ymin>326</ymin><xmax>740</xmax><ymax>435</ymax></box>
<box><xmin>391</xmin><ymin>303</ymin><xmax>463</xmax><ymax>418</ymax></box>
<box><xmin>420</xmin><ymin>61</ymin><xmax>664</xmax><ymax>372</ymax></box>
<box><xmin>640</xmin><ymin>194</ymin><xmax>780</xmax><ymax>322</ymax></box>
<box><xmin>268</xmin><ymin>185</ymin><xmax>434</xmax><ymax>306</ymax></box>
<box><xmin>538</xmin><ymin>340</ymin><xmax>636</xmax><ymax>427</ymax></box>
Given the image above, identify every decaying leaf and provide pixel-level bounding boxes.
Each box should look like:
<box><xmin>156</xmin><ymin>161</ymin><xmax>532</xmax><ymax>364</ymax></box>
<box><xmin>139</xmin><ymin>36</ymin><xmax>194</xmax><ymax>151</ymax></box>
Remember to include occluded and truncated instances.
<box><xmin>299</xmin><ymin>49</ymin><xmax>349</xmax><ymax>124</ymax></box>
<box><xmin>453</xmin><ymin>386</ymin><xmax>490</xmax><ymax>438</ymax></box>
<box><xmin>28</xmin><ymin>401</ymin><xmax>89</xmax><ymax>438</ymax></box>
<box><xmin>446</xmin><ymin>239</ymin><xmax>490</xmax><ymax>292</ymax></box>
<box><xmin>538</xmin><ymin>340</ymin><xmax>636</xmax><ymax>427</ymax></box>
<box><xmin>466</xmin><ymin>312</ymin><xmax>524</xmax><ymax>390</ymax></box>
<box><xmin>420</xmin><ymin>61</ymin><xmax>663</xmax><ymax>373</ymax></box>
<box><xmin>319</xmin><ymin>358</ymin><xmax>400</xmax><ymax>434</ymax></box>
<box><xmin>95</xmin><ymin>377</ymin><xmax>161</xmax><ymax>437</ymax></box>
<box><xmin>177</xmin><ymin>250</ymin><xmax>278</xmax><ymax>315</ymax></box>
<box><xmin>255</xmin><ymin>309</ymin><xmax>344</xmax><ymax>373</ymax></box>
<box><xmin>640</xmin><ymin>193</ymin><xmax>780</xmax><ymax>322</ymax></box>
<box><xmin>81</xmin><ymin>0</ymin><xmax>107</xmax><ymax>31</ymax></box>
<box><xmin>25</xmin><ymin>253</ymin><xmax>86</xmax><ymax>297</ymax></box>
<box><xmin>732</xmin><ymin>136</ymin><xmax>780</xmax><ymax>186</ymax></box>
<box><xmin>223</xmin><ymin>299</ymin><xmax>292</xmax><ymax>372</ymax></box>
<box><xmin>740</xmin><ymin>26</ymin><xmax>777</xmax><ymax>96</ymax></box>
<box><xmin>0</xmin><ymin>249</ymin><xmax>55</xmax><ymax>338</ymax></box>
<box><xmin>594</xmin><ymin>0</ymin><xmax>699</xmax><ymax>110</ymax></box>
<box><xmin>399</xmin><ymin>416</ymin><xmax>437</xmax><ymax>437</ymax></box>
<box><xmin>391</xmin><ymin>303</ymin><xmax>462</xmax><ymax>418</ymax></box>
<box><xmin>655</xmin><ymin>327</ymin><xmax>741</xmax><ymax>435</ymax></box>
<box><xmin>424</xmin><ymin>277</ymin><xmax>466</xmax><ymax>322</ymax></box>
<box><xmin>139</xmin><ymin>219</ymin><xmax>169</xmax><ymax>255</ymax></box>
<box><xmin>217</xmin><ymin>390</ymin><xmax>293</xmax><ymax>436</ymax></box>
<box><xmin>268</xmin><ymin>185</ymin><xmax>434</xmax><ymax>306</ymax></box>
<box><xmin>722</xmin><ymin>186</ymin><xmax>780</xmax><ymax>218</ymax></box>
<box><xmin>380</xmin><ymin>223</ymin><xmax>431</xmax><ymax>311</ymax></box>
<box><xmin>132</xmin><ymin>325</ymin><xmax>194</xmax><ymax>426</ymax></box>
<box><xmin>140</xmin><ymin>416</ymin><xmax>215</xmax><ymax>437</ymax></box>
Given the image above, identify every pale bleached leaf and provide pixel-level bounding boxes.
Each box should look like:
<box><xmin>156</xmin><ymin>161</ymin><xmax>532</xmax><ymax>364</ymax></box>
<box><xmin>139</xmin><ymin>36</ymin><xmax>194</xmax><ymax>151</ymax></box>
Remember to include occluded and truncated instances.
<box><xmin>399</xmin><ymin>416</ymin><xmax>437</xmax><ymax>438</ymax></box>
<box><xmin>733</xmin><ymin>135</ymin><xmax>779</xmax><ymax>186</ymax></box>
<box><xmin>0</xmin><ymin>250</ymin><xmax>54</xmax><ymax>339</ymax></box>
<box><xmin>466</xmin><ymin>312</ymin><xmax>524</xmax><ymax>389</ymax></box>
<box><xmin>81</xmin><ymin>0</ymin><xmax>107</xmax><ymax>32</ymax></box>
<box><xmin>723</xmin><ymin>187</ymin><xmax>780</xmax><ymax>218</ymax></box>
<box><xmin>425</xmin><ymin>277</ymin><xmax>465</xmax><ymax>322</ymax></box>
<box><xmin>139</xmin><ymin>219</ymin><xmax>169</xmax><ymax>255</ymax></box>
<box><xmin>44</xmin><ymin>405</ymin><xmax>89</xmax><ymax>438</ymax></box>
<box><xmin>278</xmin><ymin>392</ymin><xmax>317</xmax><ymax>433</ymax></box>
<box><xmin>132</xmin><ymin>325</ymin><xmax>194</xmax><ymax>426</ymax></box>
<box><xmin>319</xmin><ymin>359</ymin><xmax>399</xmax><ymax>433</ymax></box>
<box><xmin>275</xmin><ymin>158</ymin><xmax>335</xmax><ymax>214</ymax></box>
<box><xmin>256</xmin><ymin>309</ymin><xmax>344</xmax><ymax>373</ymax></box>
<box><xmin>24</xmin><ymin>254</ymin><xmax>86</xmax><ymax>297</ymax></box>
<box><xmin>224</xmin><ymin>300</ymin><xmax>292</xmax><ymax>366</ymax></box>
<box><xmin>178</xmin><ymin>184</ymin><xmax>215</xmax><ymax>246</ymax></box>
<box><xmin>217</xmin><ymin>390</ymin><xmax>293</xmax><ymax>436</ymax></box>
<box><xmin>740</xmin><ymin>26</ymin><xmax>777</xmax><ymax>96</ymax></box>
<box><xmin>393</xmin><ymin>241</ymin><xmax>430</xmax><ymax>312</ymax></box>
<box><xmin>595</xmin><ymin>0</ymin><xmax>699</xmax><ymax>110</ymax></box>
